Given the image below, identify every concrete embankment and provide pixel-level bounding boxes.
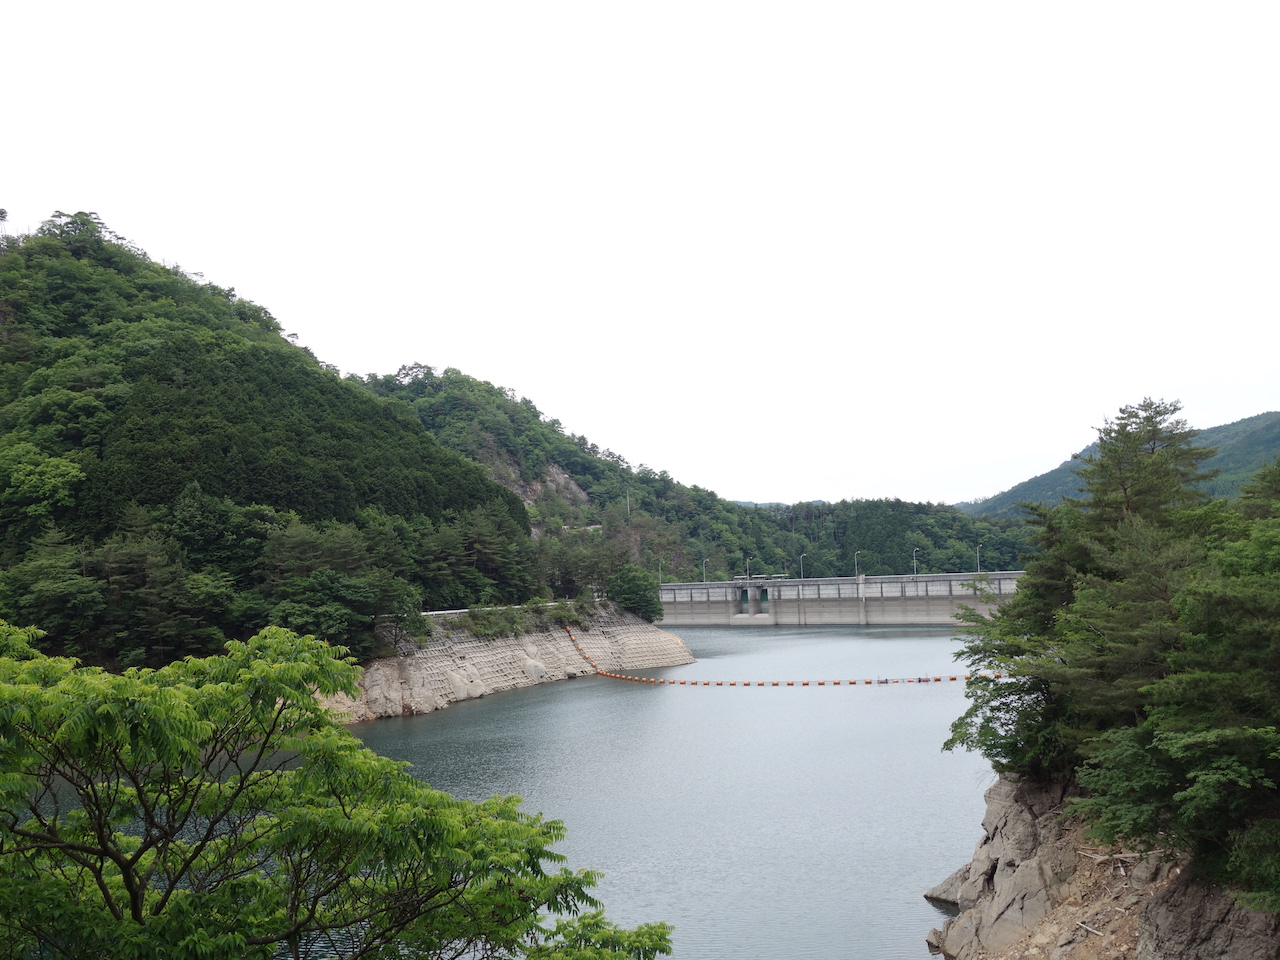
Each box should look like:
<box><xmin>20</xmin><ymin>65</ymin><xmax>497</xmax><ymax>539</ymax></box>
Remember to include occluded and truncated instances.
<box><xmin>925</xmin><ymin>776</ymin><xmax>1280</xmax><ymax>960</ymax></box>
<box><xmin>323</xmin><ymin>605</ymin><xmax>695</xmax><ymax>722</ymax></box>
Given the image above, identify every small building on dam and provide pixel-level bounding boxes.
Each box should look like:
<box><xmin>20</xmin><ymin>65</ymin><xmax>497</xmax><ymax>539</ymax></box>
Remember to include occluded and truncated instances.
<box><xmin>657</xmin><ymin>571</ymin><xmax>1022</xmax><ymax>627</ymax></box>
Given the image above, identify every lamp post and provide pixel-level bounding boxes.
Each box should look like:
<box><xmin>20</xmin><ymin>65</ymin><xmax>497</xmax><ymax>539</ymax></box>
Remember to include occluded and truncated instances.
<box><xmin>800</xmin><ymin>553</ymin><xmax>806</xmax><ymax>579</ymax></box>
<box><xmin>912</xmin><ymin>547</ymin><xmax>919</xmax><ymax>576</ymax></box>
<box><xmin>976</xmin><ymin>542</ymin><xmax>982</xmax><ymax>574</ymax></box>
<box><xmin>853</xmin><ymin>551</ymin><xmax>860</xmax><ymax>578</ymax></box>
<box><xmin>701</xmin><ymin>558</ymin><xmax>708</xmax><ymax>583</ymax></box>
<box><xmin>746</xmin><ymin>556</ymin><xmax>752</xmax><ymax>580</ymax></box>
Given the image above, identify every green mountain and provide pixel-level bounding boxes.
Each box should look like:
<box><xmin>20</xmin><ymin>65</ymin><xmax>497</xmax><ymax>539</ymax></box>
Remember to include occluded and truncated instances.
<box><xmin>352</xmin><ymin>367</ymin><xmax>1034</xmax><ymax>588</ymax></box>
<box><xmin>0</xmin><ymin>211</ymin><xmax>1085</xmax><ymax>666</ymax></box>
<box><xmin>956</xmin><ymin>411</ymin><xmax>1280</xmax><ymax>518</ymax></box>
<box><xmin>0</xmin><ymin>213</ymin><xmax>533</xmax><ymax>665</ymax></box>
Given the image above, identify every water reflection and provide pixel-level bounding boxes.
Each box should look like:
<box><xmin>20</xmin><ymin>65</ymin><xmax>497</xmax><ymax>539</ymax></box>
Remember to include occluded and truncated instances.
<box><xmin>354</xmin><ymin>625</ymin><xmax>994</xmax><ymax>960</ymax></box>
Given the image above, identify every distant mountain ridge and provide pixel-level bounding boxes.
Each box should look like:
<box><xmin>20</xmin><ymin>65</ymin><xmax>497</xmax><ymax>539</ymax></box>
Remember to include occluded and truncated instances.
<box><xmin>955</xmin><ymin>411</ymin><xmax>1280</xmax><ymax>518</ymax></box>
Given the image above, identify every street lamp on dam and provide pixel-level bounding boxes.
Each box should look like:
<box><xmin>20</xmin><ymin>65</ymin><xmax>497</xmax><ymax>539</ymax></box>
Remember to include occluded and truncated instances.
<box><xmin>913</xmin><ymin>547</ymin><xmax>919</xmax><ymax>576</ymax></box>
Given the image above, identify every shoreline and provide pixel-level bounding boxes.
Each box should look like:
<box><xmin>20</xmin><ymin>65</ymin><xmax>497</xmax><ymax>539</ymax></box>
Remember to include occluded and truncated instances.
<box><xmin>323</xmin><ymin>605</ymin><xmax>695</xmax><ymax>722</ymax></box>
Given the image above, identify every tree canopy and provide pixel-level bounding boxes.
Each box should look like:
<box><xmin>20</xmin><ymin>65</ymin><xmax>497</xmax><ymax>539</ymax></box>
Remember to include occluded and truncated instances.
<box><xmin>607</xmin><ymin>565</ymin><xmax>663</xmax><ymax>622</ymax></box>
<box><xmin>0</xmin><ymin>621</ymin><xmax>671</xmax><ymax>959</ymax></box>
<box><xmin>0</xmin><ymin>214</ymin><xmax>534</xmax><ymax>665</ymax></box>
<box><xmin>0</xmin><ymin>208</ymin><xmax>1031</xmax><ymax>668</ymax></box>
<box><xmin>354</xmin><ymin>364</ymin><xmax>1033</xmax><ymax>595</ymax></box>
<box><xmin>947</xmin><ymin>398</ymin><xmax>1280</xmax><ymax>910</ymax></box>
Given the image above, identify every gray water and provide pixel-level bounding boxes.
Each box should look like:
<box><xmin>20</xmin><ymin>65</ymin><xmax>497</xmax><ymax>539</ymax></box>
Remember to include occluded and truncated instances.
<box><xmin>354</xmin><ymin>625</ymin><xmax>995</xmax><ymax>960</ymax></box>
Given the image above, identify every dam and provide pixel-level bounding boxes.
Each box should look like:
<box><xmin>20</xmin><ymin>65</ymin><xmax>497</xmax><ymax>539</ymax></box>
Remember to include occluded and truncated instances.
<box><xmin>657</xmin><ymin>571</ymin><xmax>1021</xmax><ymax>626</ymax></box>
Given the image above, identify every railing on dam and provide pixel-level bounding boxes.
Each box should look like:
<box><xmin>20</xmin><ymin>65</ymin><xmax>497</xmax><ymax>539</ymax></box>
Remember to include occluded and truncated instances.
<box><xmin>657</xmin><ymin>571</ymin><xmax>1022</xmax><ymax>627</ymax></box>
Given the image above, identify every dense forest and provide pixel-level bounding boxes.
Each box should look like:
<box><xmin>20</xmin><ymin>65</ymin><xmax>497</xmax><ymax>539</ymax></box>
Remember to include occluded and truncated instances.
<box><xmin>3</xmin><ymin>211</ymin><xmax>1280</xmax><ymax>951</ymax></box>
<box><xmin>0</xmin><ymin>213</ymin><xmax>534</xmax><ymax>665</ymax></box>
<box><xmin>0</xmin><ymin>212</ymin><xmax>1028</xmax><ymax>667</ymax></box>
<box><xmin>0</xmin><ymin>211</ymin><xmax>683</xmax><ymax>960</ymax></box>
<box><xmin>948</xmin><ymin>399</ymin><xmax>1280</xmax><ymax>911</ymax></box>
<box><xmin>351</xmin><ymin>365</ymin><xmax>1031</xmax><ymax>592</ymax></box>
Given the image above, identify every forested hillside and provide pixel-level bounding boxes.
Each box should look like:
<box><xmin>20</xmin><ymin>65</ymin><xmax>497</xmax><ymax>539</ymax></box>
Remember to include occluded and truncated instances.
<box><xmin>352</xmin><ymin>366</ymin><xmax>1032</xmax><ymax>590</ymax></box>
<box><xmin>957</xmin><ymin>410</ymin><xmax>1280</xmax><ymax>518</ymax></box>
<box><xmin>0</xmin><ymin>213</ymin><xmax>533</xmax><ymax>666</ymax></box>
<box><xmin>948</xmin><ymin>399</ymin><xmax>1280</xmax><ymax>910</ymax></box>
<box><xmin>0</xmin><ymin>213</ymin><xmax>1031</xmax><ymax>667</ymax></box>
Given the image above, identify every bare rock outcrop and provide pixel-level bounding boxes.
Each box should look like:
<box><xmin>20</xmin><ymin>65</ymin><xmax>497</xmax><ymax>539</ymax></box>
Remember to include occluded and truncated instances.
<box><xmin>323</xmin><ymin>607</ymin><xmax>694</xmax><ymax>722</ymax></box>
<box><xmin>1135</xmin><ymin>872</ymin><xmax>1280</xmax><ymax>960</ymax></box>
<box><xmin>926</xmin><ymin>775</ymin><xmax>1280</xmax><ymax>960</ymax></box>
<box><xmin>926</xmin><ymin>777</ymin><xmax>1082</xmax><ymax>958</ymax></box>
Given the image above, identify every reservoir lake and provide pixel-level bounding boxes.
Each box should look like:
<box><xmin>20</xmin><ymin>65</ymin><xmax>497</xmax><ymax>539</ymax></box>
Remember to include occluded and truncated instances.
<box><xmin>353</xmin><ymin>624</ymin><xmax>995</xmax><ymax>960</ymax></box>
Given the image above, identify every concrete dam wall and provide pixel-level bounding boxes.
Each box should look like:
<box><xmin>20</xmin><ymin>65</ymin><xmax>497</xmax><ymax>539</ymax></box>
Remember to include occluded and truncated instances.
<box><xmin>657</xmin><ymin>571</ymin><xmax>1021</xmax><ymax>627</ymax></box>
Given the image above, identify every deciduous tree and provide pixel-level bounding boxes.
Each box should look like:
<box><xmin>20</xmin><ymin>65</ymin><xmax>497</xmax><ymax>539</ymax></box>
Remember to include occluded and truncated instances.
<box><xmin>0</xmin><ymin>622</ymin><xmax>671</xmax><ymax>959</ymax></box>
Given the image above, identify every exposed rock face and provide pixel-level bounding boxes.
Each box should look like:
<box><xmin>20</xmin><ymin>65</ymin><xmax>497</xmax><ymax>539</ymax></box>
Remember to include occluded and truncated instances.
<box><xmin>926</xmin><ymin>777</ymin><xmax>1083</xmax><ymax>958</ymax></box>
<box><xmin>1136</xmin><ymin>872</ymin><xmax>1280</xmax><ymax>960</ymax></box>
<box><xmin>323</xmin><ymin>607</ymin><xmax>694</xmax><ymax>722</ymax></box>
<box><xmin>926</xmin><ymin>775</ymin><xmax>1280</xmax><ymax>960</ymax></box>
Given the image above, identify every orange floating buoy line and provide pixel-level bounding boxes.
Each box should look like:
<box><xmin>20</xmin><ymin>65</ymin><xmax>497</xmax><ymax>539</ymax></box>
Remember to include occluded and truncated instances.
<box><xmin>593</xmin><ymin>672</ymin><xmax>1001</xmax><ymax>685</ymax></box>
<box><xmin>560</xmin><ymin>627</ymin><xmax>1009</xmax><ymax>688</ymax></box>
<box><xmin>564</xmin><ymin>627</ymin><xmax>599</xmax><ymax>670</ymax></box>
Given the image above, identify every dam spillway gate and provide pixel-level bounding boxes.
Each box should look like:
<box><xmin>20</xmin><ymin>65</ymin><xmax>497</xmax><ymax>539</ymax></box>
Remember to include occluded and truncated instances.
<box><xmin>657</xmin><ymin>571</ymin><xmax>1022</xmax><ymax>627</ymax></box>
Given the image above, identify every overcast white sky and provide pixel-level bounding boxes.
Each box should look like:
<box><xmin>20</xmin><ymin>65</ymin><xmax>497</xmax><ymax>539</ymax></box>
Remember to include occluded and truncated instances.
<box><xmin>6</xmin><ymin>3</ymin><xmax>1277</xmax><ymax>505</ymax></box>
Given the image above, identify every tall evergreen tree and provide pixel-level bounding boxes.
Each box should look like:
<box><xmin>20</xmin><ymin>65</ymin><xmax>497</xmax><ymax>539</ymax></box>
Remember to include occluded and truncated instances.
<box><xmin>1066</xmin><ymin>397</ymin><xmax>1217</xmax><ymax>531</ymax></box>
<box><xmin>949</xmin><ymin>403</ymin><xmax>1280</xmax><ymax>909</ymax></box>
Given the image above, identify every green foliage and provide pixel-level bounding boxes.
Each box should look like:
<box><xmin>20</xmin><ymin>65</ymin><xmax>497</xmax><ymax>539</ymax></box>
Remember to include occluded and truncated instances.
<box><xmin>0</xmin><ymin>620</ymin><xmax>669</xmax><ymax>959</ymax></box>
<box><xmin>1066</xmin><ymin>398</ymin><xmax>1217</xmax><ymax>529</ymax></box>
<box><xmin>2</xmin><ymin>210</ymin><xmax>1034</xmax><ymax>667</ymax></box>
<box><xmin>353</xmin><ymin>365</ymin><xmax>1034</xmax><ymax>601</ymax></box>
<box><xmin>949</xmin><ymin>399</ymin><xmax>1280</xmax><ymax>909</ymax></box>
<box><xmin>445</xmin><ymin>597</ymin><xmax>595</xmax><ymax>641</ymax></box>
<box><xmin>451</xmin><ymin>604</ymin><xmax>529</xmax><ymax>641</ymax></box>
<box><xmin>608</xmin><ymin>565</ymin><xmax>662</xmax><ymax>622</ymax></box>
<box><xmin>0</xmin><ymin>216</ymin><xmax>536</xmax><ymax>662</ymax></box>
<box><xmin>1240</xmin><ymin>457</ymin><xmax>1280</xmax><ymax>519</ymax></box>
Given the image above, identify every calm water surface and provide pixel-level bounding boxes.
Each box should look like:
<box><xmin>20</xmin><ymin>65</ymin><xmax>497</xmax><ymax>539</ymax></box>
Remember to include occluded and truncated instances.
<box><xmin>354</xmin><ymin>625</ymin><xmax>994</xmax><ymax>960</ymax></box>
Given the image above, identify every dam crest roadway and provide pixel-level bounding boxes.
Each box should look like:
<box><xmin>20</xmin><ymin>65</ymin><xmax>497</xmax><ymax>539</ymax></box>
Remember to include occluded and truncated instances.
<box><xmin>657</xmin><ymin>571</ymin><xmax>1021</xmax><ymax>627</ymax></box>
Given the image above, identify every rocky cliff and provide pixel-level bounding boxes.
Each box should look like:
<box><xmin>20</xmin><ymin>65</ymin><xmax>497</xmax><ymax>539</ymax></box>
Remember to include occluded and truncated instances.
<box><xmin>323</xmin><ymin>606</ymin><xmax>695</xmax><ymax>722</ymax></box>
<box><xmin>926</xmin><ymin>776</ymin><xmax>1280</xmax><ymax>960</ymax></box>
